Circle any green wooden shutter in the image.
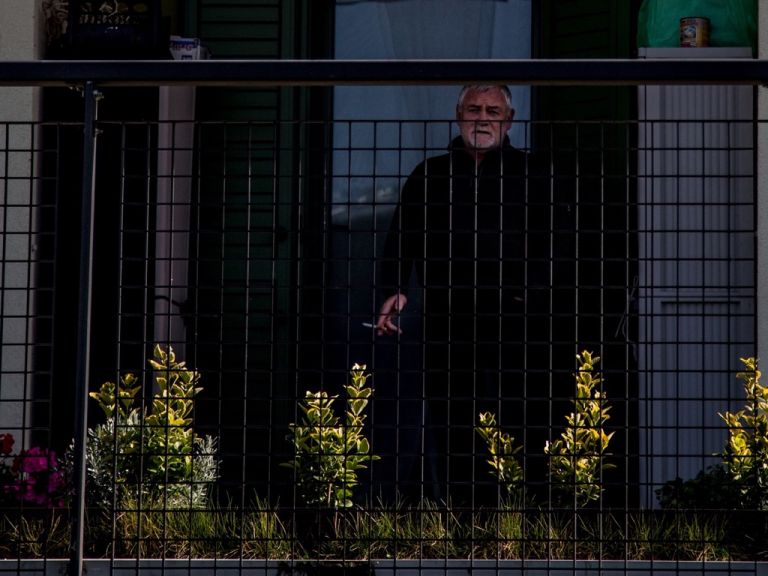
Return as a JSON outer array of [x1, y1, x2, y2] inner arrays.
[[537, 0, 635, 119], [190, 0, 313, 498], [535, 0, 636, 348], [536, 0, 640, 508]]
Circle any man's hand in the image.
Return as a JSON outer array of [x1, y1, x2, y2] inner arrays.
[[376, 293, 407, 336]]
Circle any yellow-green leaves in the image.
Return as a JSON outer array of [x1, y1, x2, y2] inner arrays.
[[545, 350, 614, 507], [86, 345, 218, 510], [476, 411, 523, 496], [719, 357, 768, 509], [89, 374, 140, 420], [284, 364, 379, 509], [477, 351, 613, 508]]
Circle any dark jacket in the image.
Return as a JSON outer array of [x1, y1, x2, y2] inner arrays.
[[380, 135, 537, 346]]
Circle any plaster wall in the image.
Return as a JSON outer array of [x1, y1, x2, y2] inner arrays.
[[0, 1, 43, 441], [759, 6, 768, 364]]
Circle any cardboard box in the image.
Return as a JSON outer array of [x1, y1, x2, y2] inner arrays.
[[169, 36, 209, 60]]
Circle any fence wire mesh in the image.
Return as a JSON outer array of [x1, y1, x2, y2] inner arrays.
[[0, 81, 763, 574]]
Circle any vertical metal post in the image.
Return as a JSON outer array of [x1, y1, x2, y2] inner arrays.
[[69, 80, 100, 576]]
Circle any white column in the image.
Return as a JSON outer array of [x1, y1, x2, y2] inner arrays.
[[154, 87, 196, 360], [758, 2, 768, 364], [0, 1, 43, 445], [637, 47, 755, 505]]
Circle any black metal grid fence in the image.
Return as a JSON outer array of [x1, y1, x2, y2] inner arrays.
[[0, 61, 764, 575]]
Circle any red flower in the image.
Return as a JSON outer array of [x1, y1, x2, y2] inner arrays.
[[0, 433, 13, 455]]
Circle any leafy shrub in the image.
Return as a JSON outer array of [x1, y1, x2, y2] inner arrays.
[[475, 411, 523, 497], [656, 464, 740, 511], [544, 350, 614, 507], [477, 350, 614, 509], [283, 364, 379, 509], [719, 356, 768, 510], [84, 345, 219, 509]]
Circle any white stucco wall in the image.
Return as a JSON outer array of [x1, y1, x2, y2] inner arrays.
[[759, 6, 768, 364], [0, 1, 43, 72], [0, 1, 43, 443]]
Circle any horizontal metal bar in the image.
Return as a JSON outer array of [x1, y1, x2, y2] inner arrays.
[[0, 58, 766, 87]]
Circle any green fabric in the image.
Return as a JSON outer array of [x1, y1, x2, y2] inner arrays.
[[637, 0, 756, 49]]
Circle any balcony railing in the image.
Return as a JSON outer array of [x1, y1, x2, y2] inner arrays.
[[0, 59, 765, 575]]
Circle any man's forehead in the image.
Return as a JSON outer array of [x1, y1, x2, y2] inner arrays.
[[461, 89, 508, 107]]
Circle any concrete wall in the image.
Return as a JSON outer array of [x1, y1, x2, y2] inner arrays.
[[0, 1, 43, 444], [759, 6, 767, 364]]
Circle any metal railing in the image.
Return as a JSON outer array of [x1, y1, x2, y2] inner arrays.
[[0, 60, 764, 575]]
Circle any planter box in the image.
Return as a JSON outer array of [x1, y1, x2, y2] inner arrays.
[[3, 559, 768, 576]]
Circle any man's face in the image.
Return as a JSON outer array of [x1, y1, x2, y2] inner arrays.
[[457, 88, 514, 152]]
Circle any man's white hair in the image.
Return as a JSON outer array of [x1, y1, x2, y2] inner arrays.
[[456, 85, 514, 114]]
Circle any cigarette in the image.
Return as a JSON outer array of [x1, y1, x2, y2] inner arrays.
[[362, 322, 376, 328]]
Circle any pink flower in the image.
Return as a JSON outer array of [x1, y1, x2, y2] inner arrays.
[[13, 447, 52, 474], [48, 470, 65, 495], [7, 446, 66, 508]]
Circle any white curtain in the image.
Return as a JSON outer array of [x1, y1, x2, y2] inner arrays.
[[330, 3, 533, 492], [333, 0, 531, 224]]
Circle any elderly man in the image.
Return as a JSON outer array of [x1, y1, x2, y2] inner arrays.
[[376, 85, 544, 506]]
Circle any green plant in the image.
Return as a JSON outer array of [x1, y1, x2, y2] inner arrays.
[[238, 497, 293, 560], [350, 498, 471, 560], [477, 505, 524, 559], [476, 411, 523, 497], [0, 511, 69, 558], [343, 499, 395, 559], [656, 464, 740, 511], [719, 356, 768, 510], [673, 512, 730, 561], [625, 510, 729, 562], [283, 364, 379, 509], [408, 499, 467, 558], [544, 350, 614, 508], [108, 494, 291, 560], [84, 345, 219, 510], [524, 511, 571, 559]]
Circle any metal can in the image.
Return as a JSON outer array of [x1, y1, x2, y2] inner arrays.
[[680, 17, 710, 47]]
